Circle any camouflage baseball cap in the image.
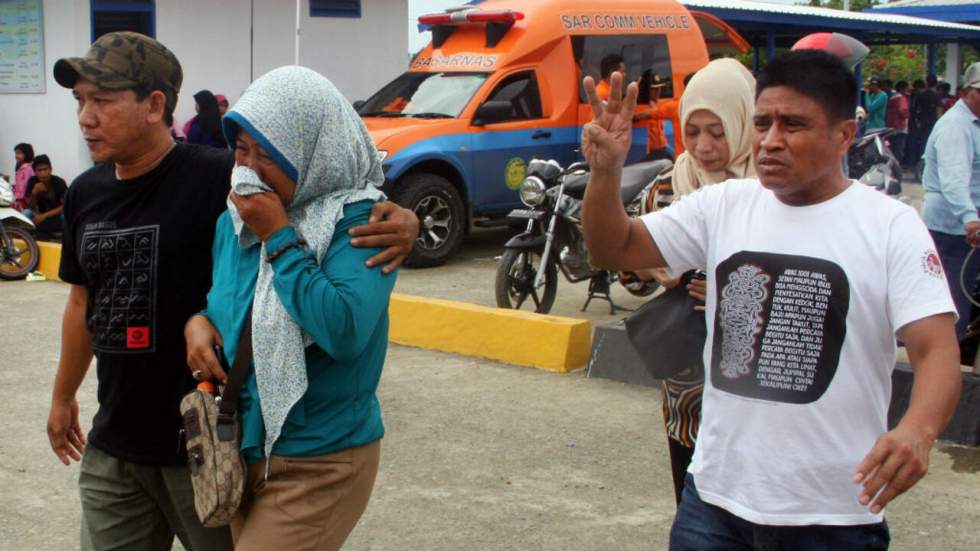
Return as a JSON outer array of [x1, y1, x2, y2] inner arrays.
[[54, 32, 182, 112]]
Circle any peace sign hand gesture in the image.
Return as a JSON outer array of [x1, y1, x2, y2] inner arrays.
[[582, 72, 639, 175]]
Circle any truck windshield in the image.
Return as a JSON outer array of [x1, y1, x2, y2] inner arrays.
[[359, 72, 488, 119]]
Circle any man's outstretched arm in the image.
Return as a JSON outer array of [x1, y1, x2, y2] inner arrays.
[[580, 72, 668, 271], [854, 313, 961, 513]]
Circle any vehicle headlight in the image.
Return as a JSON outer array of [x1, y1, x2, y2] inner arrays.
[[377, 150, 388, 162], [520, 176, 546, 207]]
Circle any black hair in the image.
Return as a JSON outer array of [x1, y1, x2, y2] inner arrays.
[[882, 79, 893, 89], [912, 79, 925, 90], [600, 54, 625, 80], [133, 87, 175, 126], [32, 154, 51, 170], [683, 72, 696, 87], [192, 90, 227, 148], [756, 50, 856, 123], [938, 82, 951, 94], [14, 143, 34, 169], [926, 74, 938, 87], [895, 80, 909, 92]]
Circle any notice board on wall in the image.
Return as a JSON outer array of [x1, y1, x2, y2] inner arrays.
[[0, 0, 45, 94]]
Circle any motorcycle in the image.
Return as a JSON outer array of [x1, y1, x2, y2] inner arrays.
[[494, 158, 670, 315], [0, 176, 40, 280], [849, 127, 903, 197]]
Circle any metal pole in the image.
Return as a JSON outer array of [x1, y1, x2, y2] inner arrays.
[[753, 45, 760, 73], [295, 0, 302, 65], [767, 30, 776, 61], [927, 42, 937, 77]]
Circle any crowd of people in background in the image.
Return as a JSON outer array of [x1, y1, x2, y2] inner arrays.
[[862, 72, 962, 169]]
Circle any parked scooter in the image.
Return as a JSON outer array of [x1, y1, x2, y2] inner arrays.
[[495, 158, 669, 314], [850, 127, 903, 196], [0, 177, 40, 280]]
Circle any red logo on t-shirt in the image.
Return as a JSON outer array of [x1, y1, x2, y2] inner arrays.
[[922, 251, 944, 279], [127, 327, 150, 349]]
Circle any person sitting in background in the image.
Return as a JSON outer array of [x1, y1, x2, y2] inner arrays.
[[596, 54, 625, 102], [864, 77, 887, 130], [186, 90, 227, 148], [12, 143, 35, 210], [23, 154, 68, 236]]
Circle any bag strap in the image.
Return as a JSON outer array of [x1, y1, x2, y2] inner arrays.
[[218, 311, 253, 418]]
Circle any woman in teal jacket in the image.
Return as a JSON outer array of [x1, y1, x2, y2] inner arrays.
[[184, 66, 395, 550]]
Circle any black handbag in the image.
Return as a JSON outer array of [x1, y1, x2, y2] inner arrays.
[[624, 271, 707, 379]]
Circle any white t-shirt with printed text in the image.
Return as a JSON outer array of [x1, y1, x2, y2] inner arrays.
[[642, 179, 955, 526]]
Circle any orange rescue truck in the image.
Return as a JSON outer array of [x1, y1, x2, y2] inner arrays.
[[357, 0, 746, 266]]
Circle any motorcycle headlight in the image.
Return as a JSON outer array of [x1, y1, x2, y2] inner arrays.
[[520, 176, 547, 207]]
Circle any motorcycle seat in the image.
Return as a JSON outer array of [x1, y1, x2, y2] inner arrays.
[[562, 160, 671, 204]]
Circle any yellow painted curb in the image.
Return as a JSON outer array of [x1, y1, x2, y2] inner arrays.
[[388, 293, 592, 373], [29, 243, 592, 372], [37, 241, 62, 282]]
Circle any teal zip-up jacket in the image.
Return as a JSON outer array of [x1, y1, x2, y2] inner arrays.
[[202, 200, 394, 463]]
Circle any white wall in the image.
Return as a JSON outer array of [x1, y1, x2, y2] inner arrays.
[[251, 0, 408, 101], [0, 0, 408, 184], [0, 0, 92, 185], [156, 0, 254, 132]]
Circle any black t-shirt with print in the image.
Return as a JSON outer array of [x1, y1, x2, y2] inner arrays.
[[26, 175, 68, 213], [60, 143, 234, 465]]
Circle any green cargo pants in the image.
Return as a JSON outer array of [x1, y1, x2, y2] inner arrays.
[[78, 444, 234, 551]]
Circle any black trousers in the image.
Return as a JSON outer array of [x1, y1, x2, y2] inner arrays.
[[667, 437, 695, 506]]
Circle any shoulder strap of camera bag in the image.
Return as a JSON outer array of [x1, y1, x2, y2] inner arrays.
[[215, 310, 253, 441]]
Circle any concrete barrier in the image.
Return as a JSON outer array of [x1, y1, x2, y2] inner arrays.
[[588, 320, 980, 445], [389, 293, 592, 373], [27, 238, 592, 372]]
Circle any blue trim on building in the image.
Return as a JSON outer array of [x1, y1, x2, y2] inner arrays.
[[90, 0, 156, 41], [688, 6, 980, 43], [868, 5, 980, 23], [310, 0, 361, 18]]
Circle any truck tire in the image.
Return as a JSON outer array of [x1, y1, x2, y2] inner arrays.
[[394, 173, 465, 268]]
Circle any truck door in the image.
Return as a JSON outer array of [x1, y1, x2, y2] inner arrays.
[[467, 69, 578, 215]]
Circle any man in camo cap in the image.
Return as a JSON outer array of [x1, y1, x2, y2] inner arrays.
[[47, 32, 417, 551]]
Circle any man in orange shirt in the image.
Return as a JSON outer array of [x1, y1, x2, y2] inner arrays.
[[634, 73, 674, 160], [596, 54, 626, 102]]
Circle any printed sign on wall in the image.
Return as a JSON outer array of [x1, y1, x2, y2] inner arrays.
[[0, 0, 45, 94]]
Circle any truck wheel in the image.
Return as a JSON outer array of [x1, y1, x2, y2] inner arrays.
[[394, 173, 465, 268]]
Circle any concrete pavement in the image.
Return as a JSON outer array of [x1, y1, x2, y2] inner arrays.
[[2, 267, 978, 550]]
